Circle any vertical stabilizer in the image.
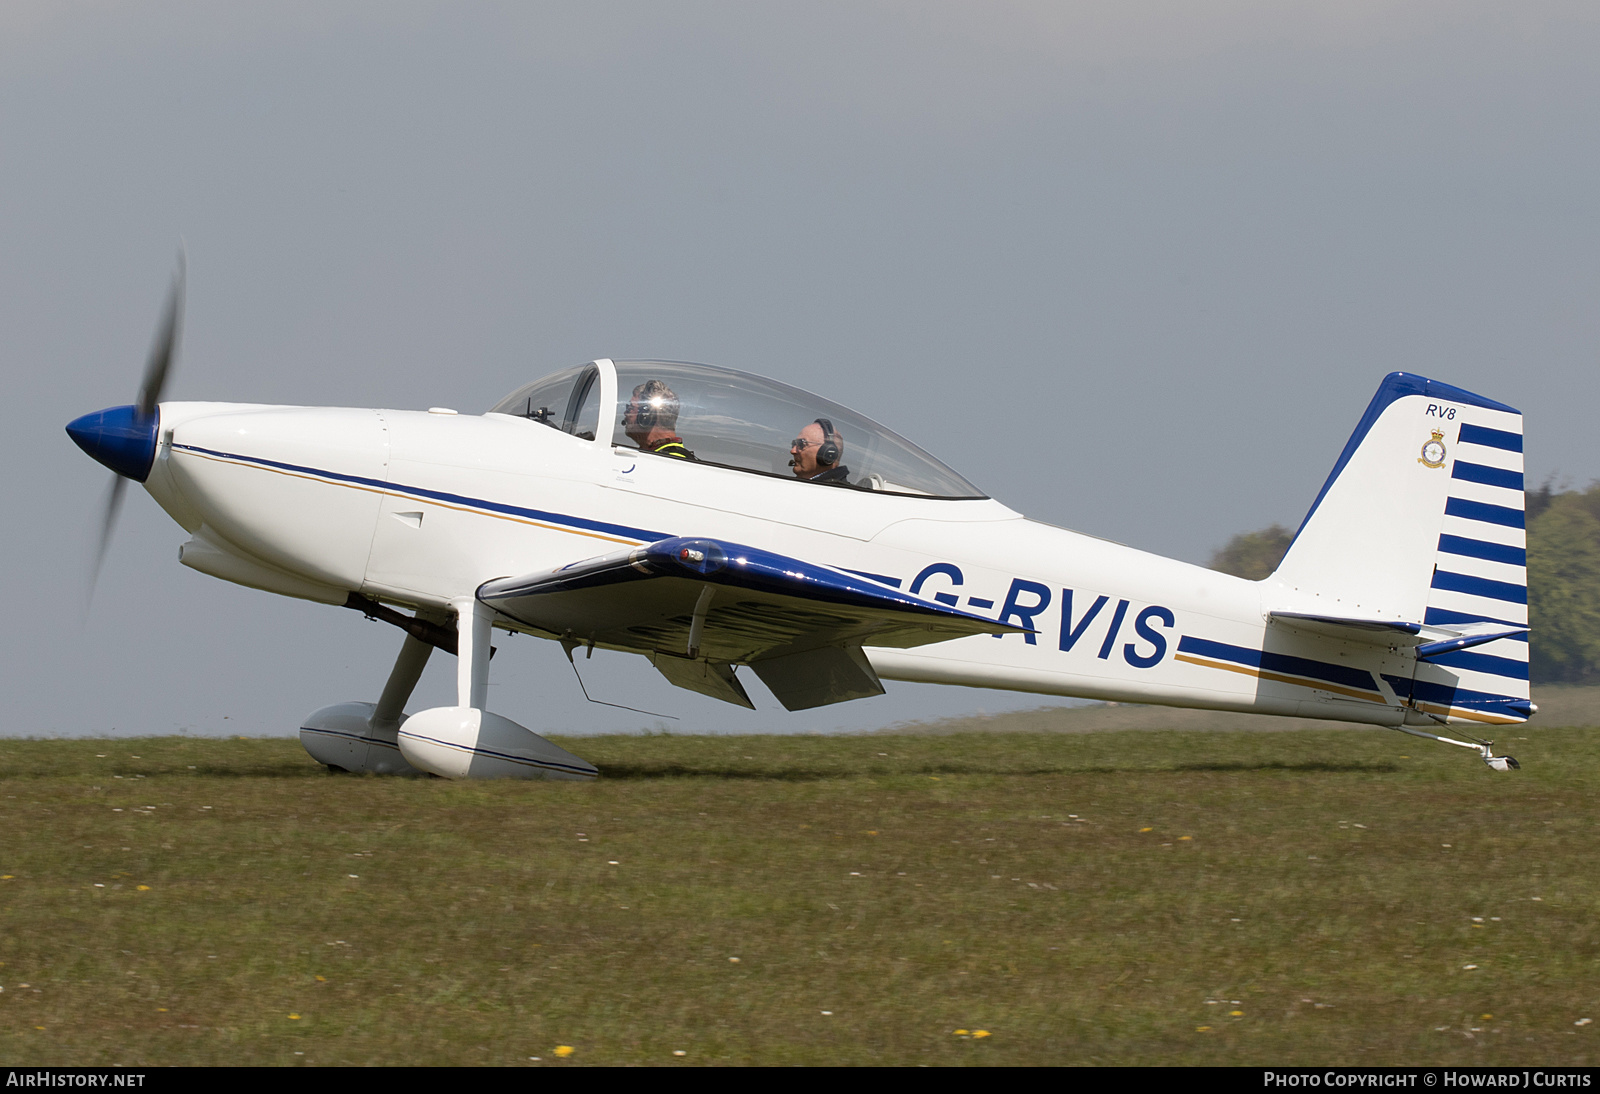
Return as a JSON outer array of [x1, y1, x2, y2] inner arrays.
[[1272, 373, 1528, 722]]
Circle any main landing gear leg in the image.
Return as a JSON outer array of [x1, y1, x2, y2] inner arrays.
[[393, 596, 598, 780], [299, 615, 443, 775], [454, 594, 491, 713], [374, 633, 433, 729]]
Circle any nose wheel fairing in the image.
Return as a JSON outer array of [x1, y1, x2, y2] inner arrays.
[[300, 702, 422, 775]]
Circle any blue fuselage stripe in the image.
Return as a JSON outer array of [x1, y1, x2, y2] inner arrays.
[[1457, 423, 1523, 453], [1444, 497, 1525, 529], [172, 443, 671, 542], [1436, 535, 1526, 567], [1382, 674, 1530, 715], [1451, 461, 1524, 491], [1176, 636, 1380, 693], [1431, 569, 1528, 605]]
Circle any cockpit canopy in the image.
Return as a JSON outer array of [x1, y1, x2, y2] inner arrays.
[[490, 360, 985, 499]]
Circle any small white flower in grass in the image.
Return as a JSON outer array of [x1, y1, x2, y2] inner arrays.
[[728, 957, 740, 963], [673, 1050, 687, 1056], [1463, 964, 1478, 970], [608, 861, 619, 866], [1577, 1018, 1593, 1027]]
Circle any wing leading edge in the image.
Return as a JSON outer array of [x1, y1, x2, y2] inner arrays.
[[477, 536, 1028, 711]]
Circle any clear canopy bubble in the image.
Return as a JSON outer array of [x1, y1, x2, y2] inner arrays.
[[491, 360, 985, 500]]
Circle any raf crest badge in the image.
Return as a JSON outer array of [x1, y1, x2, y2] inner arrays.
[[1418, 429, 1447, 469]]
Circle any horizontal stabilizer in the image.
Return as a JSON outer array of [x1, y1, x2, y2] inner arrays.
[[1270, 611, 1527, 657], [479, 537, 1027, 671], [1269, 612, 1424, 644], [1414, 627, 1529, 661]]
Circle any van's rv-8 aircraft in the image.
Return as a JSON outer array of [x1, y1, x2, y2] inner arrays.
[[68, 265, 1534, 779]]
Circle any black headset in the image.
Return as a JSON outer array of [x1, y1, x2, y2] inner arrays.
[[621, 395, 659, 429], [814, 418, 840, 468]]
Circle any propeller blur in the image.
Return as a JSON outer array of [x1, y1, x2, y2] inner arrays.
[[70, 250, 183, 599]]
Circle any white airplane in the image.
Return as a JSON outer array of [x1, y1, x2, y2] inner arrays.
[[69, 264, 1533, 779]]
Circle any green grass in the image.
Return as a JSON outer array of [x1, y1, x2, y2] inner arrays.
[[1, 727, 1598, 1065]]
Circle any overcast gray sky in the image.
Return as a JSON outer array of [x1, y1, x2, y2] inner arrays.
[[6, 2, 1598, 738]]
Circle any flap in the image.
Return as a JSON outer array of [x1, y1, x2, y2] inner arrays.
[[650, 653, 756, 709], [749, 645, 886, 711], [477, 536, 1027, 665]]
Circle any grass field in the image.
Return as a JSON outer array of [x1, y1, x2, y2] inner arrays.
[[2, 726, 1598, 1066]]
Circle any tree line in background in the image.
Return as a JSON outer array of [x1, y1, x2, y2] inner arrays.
[[1208, 483, 1600, 685]]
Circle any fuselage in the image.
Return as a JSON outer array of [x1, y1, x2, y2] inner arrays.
[[140, 397, 1430, 731]]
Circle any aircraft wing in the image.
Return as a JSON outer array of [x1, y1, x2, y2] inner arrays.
[[477, 536, 1028, 710]]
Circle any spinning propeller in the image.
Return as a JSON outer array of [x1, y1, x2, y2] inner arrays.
[[66, 251, 185, 596]]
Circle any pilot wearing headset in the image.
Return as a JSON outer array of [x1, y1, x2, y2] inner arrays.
[[621, 379, 694, 459], [790, 418, 851, 484]]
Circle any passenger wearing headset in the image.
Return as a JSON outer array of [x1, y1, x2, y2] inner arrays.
[[621, 379, 694, 459], [790, 418, 851, 484]]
